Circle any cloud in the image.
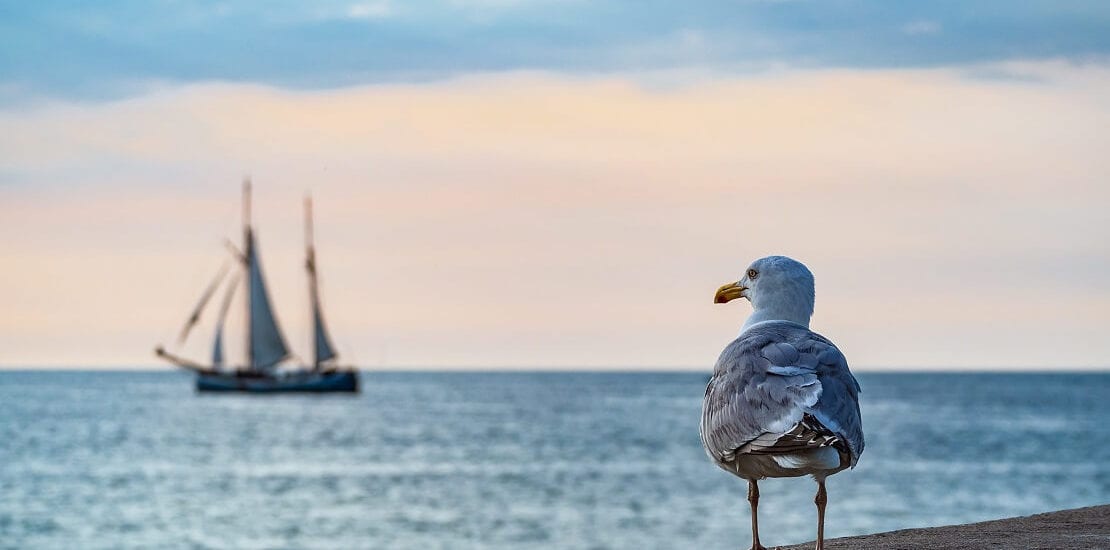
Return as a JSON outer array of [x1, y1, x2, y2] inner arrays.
[[346, 1, 393, 20], [901, 20, 941, 36], [2, 2, 1110, 101], [1, 63, 1108, 368]]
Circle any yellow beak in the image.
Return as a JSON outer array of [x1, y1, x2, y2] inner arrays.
[[714, 282, 747, 304]]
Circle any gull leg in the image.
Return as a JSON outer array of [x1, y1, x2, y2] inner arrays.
[[814, 480, 827, 550], [747, 479, 767, 550]]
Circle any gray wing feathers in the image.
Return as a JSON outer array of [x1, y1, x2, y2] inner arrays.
[[701, 331, 821, 462], [808, 344, 865, 465], [700, 323, 864, 466]]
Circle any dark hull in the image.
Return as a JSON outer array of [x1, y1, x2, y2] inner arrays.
[[196, 370, 358, 393]]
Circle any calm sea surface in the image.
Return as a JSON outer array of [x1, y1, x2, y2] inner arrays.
[[1, 371, 1107, 549]]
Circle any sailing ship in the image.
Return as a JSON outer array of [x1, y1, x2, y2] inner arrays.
[[155, 180, 359, 392]]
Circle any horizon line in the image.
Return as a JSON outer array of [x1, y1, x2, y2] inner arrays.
[[1, 365, 1107, 373]]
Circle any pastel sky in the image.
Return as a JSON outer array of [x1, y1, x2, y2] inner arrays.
[[1, 2, 1108, 369]]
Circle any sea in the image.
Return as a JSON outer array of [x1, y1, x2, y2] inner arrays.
[[1, 371, 1107, 549]]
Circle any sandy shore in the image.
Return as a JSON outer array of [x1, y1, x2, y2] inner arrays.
[[779, 504, 1110, 550]]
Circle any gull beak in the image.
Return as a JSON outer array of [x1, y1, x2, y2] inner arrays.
[[714, 282, 747, 304]]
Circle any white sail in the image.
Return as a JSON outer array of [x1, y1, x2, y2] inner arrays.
[[247, 232, 289, 370]]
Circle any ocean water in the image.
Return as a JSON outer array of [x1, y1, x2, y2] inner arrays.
[[0, 371, 1107, 550]]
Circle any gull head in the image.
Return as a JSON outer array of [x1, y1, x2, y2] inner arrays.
[[715, 255, 816, 330]]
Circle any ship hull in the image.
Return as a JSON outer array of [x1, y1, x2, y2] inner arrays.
[[196, 369, 359, 393]]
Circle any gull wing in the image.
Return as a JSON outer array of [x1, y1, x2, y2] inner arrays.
[[700, 322, 864, 466]]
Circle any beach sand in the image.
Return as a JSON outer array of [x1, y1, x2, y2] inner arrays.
[[780, 504, 1110, 549]]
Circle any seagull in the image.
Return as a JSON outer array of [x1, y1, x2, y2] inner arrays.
[[700, 256, 864, 550]]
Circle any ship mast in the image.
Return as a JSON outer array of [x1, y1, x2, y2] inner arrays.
[[305, 195, 317, 369], [239, 179, 291, 372], [305, 194, 338, 370], [243, 178, 253, 369]]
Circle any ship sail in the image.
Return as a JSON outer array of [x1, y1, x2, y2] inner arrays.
[[211, 274, 239, 368], [242, 181, 290, 371], [246, 231, 290, 370], [305, 196, 338, 368], [178, 262, 230, 344], [212, 326, 225, 368], [313, 307, 337, 366]]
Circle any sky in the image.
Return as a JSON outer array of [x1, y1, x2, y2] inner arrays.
[[1, 1, 1108, 370]]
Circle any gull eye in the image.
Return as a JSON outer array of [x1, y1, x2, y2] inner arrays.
[[747, 269, 758, 280]]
